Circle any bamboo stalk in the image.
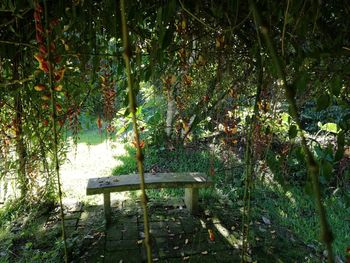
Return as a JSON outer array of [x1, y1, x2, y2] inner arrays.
[[249, 1, 334, 262], [120, 1, 153, 262]]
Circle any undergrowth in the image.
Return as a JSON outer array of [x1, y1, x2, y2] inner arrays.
[[113, 143, 349, 261]]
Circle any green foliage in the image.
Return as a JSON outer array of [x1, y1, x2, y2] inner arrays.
[[255, 182, 350, 258], [113, 144, 228, 200]]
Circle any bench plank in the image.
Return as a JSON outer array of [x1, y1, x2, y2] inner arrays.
[[87, 172, 212, 195]]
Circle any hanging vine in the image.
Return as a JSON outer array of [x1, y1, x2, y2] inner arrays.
[[241, 48, 263, 262], [120, 0, 153, 262], [34, 1, 68, 261]]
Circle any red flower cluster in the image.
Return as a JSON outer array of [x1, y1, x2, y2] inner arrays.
[[33, 2, 67, 128], [33, 2, 64, 79]]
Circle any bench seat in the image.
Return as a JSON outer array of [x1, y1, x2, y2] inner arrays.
[[86, 172, 212, 224]]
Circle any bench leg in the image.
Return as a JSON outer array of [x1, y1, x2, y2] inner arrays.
[[103, 192, 111, 225], [185, 188, 198, 215]]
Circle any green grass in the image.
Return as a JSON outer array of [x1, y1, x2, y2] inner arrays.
[[112, 144, 230, 201], [253, 180, 350, 259], [0, 201, 63, 263], [65, 128, 112, 146]]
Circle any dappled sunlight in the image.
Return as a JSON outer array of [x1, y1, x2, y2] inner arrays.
[[213, 217, 241, 248], [60, 137, 126, 200], [284, 190, 296, 206]]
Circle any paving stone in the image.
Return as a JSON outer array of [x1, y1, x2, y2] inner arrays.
[[81, 251, 105, 263], [79, 234, 106, 262], [105, 249, 142, 263], [119, 215, 138, 224], [213, 250, 241, 262], [105, 239, 140, 252], [121, 225, 139, 240], [181, 218, 202, 234], [74, 196, 243, 263], [166, 221, 184, 234], [150, 227, 169, 237], [171, 253, 217, 262], [106, 225, 123, 241], [140, 222, 180, 238]]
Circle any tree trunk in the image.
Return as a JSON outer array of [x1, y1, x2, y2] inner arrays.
[[165, 93, 176, 138]]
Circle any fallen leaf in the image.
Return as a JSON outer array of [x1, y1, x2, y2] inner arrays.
[[262, 216, 271, 225], [208, 229, 215, 241]]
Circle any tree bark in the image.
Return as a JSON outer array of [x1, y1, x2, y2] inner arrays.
[[165, 94, 176, 138]]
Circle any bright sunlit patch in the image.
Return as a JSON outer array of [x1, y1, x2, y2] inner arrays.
[[285, 190, 296, 206], [200, 219, 206, 228], [213, 218, 241, 248]]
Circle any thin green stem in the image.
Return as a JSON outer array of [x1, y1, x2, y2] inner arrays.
[[241, 49, 263, 263], [249, 1, 334, 262], [120, 1, 152, 262], [43, 1, 68, 262]]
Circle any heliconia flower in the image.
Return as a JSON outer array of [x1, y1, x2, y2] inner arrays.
[[41, 94, 50, 101], [35, 3, 43, 13], [34, 84, 45, 91], [41, 103, 49, 110], [42, 119, 49, 126], [54, 55, 61, 64], [54, 68, 65, 82], [58, 119, 65, 127], [39, 45, 47, 56], [34, 53, 49, 72], [208, 229, 215, 241], [34, 11, 41, 22], [34, 53, 44, 62], [54, 85, 63, 91], [50, 42, 56, 52], [96, 116, 102, 131], [56, 103, 62, 112], [35, 23, 44, 34], [50, 18, 60, 28], [36, 32, 43, 43]]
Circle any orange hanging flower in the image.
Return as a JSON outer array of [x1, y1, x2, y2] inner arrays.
[[54, 68, 65, 82], [208, 229, 215, 241], [34, 53, 49, 73]]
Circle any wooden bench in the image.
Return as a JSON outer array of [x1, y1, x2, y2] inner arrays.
[[86, 172, 212, 224]]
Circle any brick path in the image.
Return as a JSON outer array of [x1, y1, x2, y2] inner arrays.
[[50, 198, 241, 263]]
